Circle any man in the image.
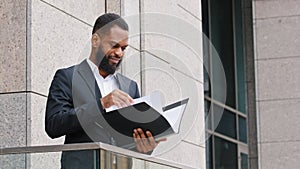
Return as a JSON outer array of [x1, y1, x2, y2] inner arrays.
[[45, 13, 164, 169]]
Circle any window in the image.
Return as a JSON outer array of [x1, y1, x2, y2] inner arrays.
[[202, 0, 249, 169]]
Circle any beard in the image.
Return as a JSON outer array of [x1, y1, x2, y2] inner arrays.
[[99, 55, 122, 75], [95, 45, 122, 75]]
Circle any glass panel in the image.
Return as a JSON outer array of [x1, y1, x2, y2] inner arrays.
[[214, 136, 238, 169], [241, 153, 249, 169], [203, 0, 249, 169], [30, 150, 99, 169], [202, 0, 209, 37], [202, 0, 212, 101], [206, 136, 213, 169], [204, 63, 211, 98], [145, 162, 179, 169], [101, 150, 181, 169], [211, 0, 236, 108], [214, 105, 237, 139], [205, 99, 212, 130], [239, 116, 248, 143], [235, 0, 247, 114], [0, 148, 183, 169], [101, 151, 131, 169]]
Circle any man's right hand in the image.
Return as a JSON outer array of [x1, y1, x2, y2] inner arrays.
[[100, 89, 134, 109]]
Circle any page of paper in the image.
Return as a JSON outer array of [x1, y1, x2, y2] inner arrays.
[[105, 91, 162, 113], [132, 91, 162, 113], [106, 105, 118, 112], [161, 103, 187, 133]]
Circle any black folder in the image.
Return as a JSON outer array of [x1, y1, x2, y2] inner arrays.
[[103, 98, 189, 149]]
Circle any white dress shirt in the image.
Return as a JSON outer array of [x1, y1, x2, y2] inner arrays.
[[86, 58, 119, 97]]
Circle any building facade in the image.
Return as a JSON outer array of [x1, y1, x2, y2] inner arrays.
[[0, 0, 299, 169]]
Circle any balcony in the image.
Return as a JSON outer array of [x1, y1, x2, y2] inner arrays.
[[0, 142, 197, 169]]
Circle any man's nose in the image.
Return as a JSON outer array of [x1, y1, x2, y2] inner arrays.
[[115, 47, 123, 57]]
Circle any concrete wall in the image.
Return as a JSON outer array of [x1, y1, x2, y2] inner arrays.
[[0, 0, 27, 146], [122, 0, 205, 168], [0, 0, 27, 168], [29, 0, 106, 167], [253, 0, 300, 168], [0, 0, 105, 168]]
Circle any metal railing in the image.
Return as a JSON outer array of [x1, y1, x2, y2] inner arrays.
[[0, 142, 198, 169]]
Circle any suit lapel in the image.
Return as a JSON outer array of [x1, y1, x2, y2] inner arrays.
[[115, 73, 127, 93], [76, 60, 99, 98], [115, 73, 132, 96]]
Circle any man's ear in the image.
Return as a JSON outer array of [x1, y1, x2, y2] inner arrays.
[[91, 33, 100, 48]]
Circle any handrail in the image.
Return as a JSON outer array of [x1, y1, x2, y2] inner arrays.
[[0, 142, 198, 169]]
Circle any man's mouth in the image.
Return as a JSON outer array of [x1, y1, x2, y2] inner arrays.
[[109, 57, 120, 64]]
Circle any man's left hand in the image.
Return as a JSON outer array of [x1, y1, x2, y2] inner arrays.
[[133, 128, 167, 153]]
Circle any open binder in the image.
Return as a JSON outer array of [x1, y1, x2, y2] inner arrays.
[[103, 93, 189, 149]]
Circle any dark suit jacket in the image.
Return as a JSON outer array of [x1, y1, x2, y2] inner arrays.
[[45, 60, 140, 169]]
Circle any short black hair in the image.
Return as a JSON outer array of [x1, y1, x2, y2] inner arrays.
[[92, 13, 128, 35]]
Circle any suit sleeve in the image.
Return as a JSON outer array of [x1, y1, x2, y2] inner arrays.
[[45, 69, 82, 138], [132, 81, 140, 99]]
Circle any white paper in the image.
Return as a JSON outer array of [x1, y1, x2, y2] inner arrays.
[[106, 105, 118, 112], [106, 91, 162, 113], [161, 104, 187, 133], [132, 91, 162, 113]]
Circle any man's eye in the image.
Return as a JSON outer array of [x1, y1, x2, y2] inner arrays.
[[109, 43, 117, 48], [121, 47, 127, 51]]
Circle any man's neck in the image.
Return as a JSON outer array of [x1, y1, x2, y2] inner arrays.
[[89, 56, 98, 65]]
